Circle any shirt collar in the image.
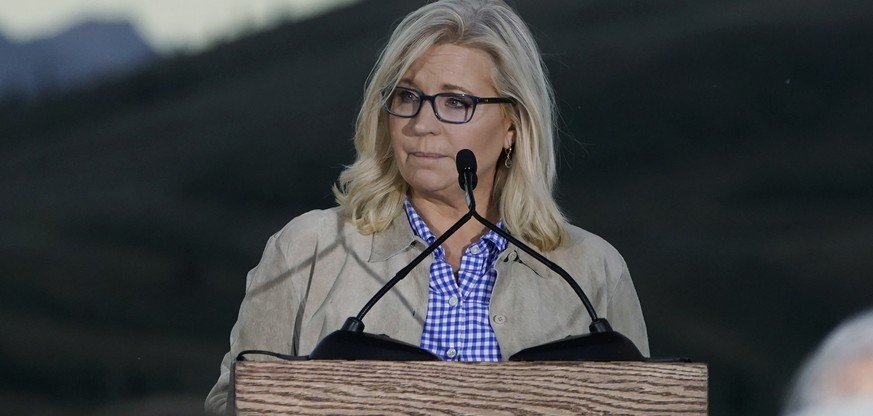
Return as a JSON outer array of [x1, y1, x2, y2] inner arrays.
[[480, 222, 508, 253]]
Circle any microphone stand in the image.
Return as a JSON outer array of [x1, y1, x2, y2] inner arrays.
[[309, 149, 643, 361]]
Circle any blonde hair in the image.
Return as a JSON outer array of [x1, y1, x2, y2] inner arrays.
[[333, 0, 567, 251], [783, 309, 873, 415]]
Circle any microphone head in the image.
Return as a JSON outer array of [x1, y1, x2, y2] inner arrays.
[[456, 149, 478, 191]]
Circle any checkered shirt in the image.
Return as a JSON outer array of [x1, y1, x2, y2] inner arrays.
[[404, 199, 507, 361]]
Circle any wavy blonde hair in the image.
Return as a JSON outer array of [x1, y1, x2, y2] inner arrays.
[[333, 0, 567, 251]]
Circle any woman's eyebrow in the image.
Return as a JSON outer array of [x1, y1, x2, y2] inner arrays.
[[397, 78, 417, 88], [441, 83, 474, 95], [395, 80, 474, 95]]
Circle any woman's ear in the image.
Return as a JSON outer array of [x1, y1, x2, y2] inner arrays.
[[504, 123, 516, 150]]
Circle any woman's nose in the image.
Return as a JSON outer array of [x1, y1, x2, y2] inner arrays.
[[410, 99, 441, 136]]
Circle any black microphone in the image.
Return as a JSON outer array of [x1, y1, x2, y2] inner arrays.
[[456, 150, 643, 361], [456, 149, 477, 211]]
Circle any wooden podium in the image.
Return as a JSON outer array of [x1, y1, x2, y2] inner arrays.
[[232, 360, 708, 415]]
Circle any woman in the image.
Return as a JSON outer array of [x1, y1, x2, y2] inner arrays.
[[206, 0, 648, 412]]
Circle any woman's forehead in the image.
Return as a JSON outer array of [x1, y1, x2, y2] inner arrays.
[[399, 44, 497, 94]]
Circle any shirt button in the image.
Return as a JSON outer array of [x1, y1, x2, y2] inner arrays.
[[470, 246, 481, 255], [448, 296, 459, 306], [446, 348, 457, 358], [493, 314, 506, 324]]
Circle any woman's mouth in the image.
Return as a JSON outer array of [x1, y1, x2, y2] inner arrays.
[[411, 152, 445, 159]]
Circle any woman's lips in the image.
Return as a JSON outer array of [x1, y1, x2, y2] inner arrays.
[[411, 152, 445, 159]]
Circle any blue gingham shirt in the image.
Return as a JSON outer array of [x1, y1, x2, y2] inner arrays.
[[404, 199, 507, 361]]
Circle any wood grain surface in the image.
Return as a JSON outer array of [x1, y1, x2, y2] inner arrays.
[[233, 360, 708, 415]]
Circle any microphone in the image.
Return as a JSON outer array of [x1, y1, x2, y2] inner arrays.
[[455, 150, 643, 361], [456, 149, 477, 210]]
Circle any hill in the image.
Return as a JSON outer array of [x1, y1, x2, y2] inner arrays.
[[0, 20, 156, 100]]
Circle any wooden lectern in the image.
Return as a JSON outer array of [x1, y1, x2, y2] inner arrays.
[[232, 360, 707, 415]]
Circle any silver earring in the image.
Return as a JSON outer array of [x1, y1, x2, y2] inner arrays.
[[504, 146, 513, 169]]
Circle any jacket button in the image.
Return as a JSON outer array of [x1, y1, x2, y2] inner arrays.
[[506, 251, 518, 262], [493, 314, 506, 324]]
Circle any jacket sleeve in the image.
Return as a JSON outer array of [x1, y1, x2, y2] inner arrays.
[[204, 229, 303, 415], [606, 255, 650, 357]]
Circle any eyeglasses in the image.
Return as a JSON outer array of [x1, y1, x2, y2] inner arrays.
[[383, 86, 515, 124]]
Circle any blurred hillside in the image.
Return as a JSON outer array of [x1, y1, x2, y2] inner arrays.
[[1, 0, 872, 415], [0, 20, 156, 100]]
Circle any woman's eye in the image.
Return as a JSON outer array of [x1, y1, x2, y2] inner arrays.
[[398, 90, 418, 102], [444, 96, 470, 109]]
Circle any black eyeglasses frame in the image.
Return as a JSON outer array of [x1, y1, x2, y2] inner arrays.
[[383, 86, 515, 124]]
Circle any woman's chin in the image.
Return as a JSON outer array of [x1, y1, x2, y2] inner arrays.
[[408, 183, 464, 202]]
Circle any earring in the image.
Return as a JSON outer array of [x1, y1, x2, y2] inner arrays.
[[504, 146, 513, 169]]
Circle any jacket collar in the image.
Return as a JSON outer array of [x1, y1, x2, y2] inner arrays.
[[368, 210, 422, 263], [501, 242, 552, 279]]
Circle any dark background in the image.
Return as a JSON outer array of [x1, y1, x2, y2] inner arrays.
[[1, 0, 872, 414]]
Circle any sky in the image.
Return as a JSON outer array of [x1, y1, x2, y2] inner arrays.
[[0, 0, 361, 52]]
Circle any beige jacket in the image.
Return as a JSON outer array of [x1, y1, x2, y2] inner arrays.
[[205, 207, 649, 414]]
